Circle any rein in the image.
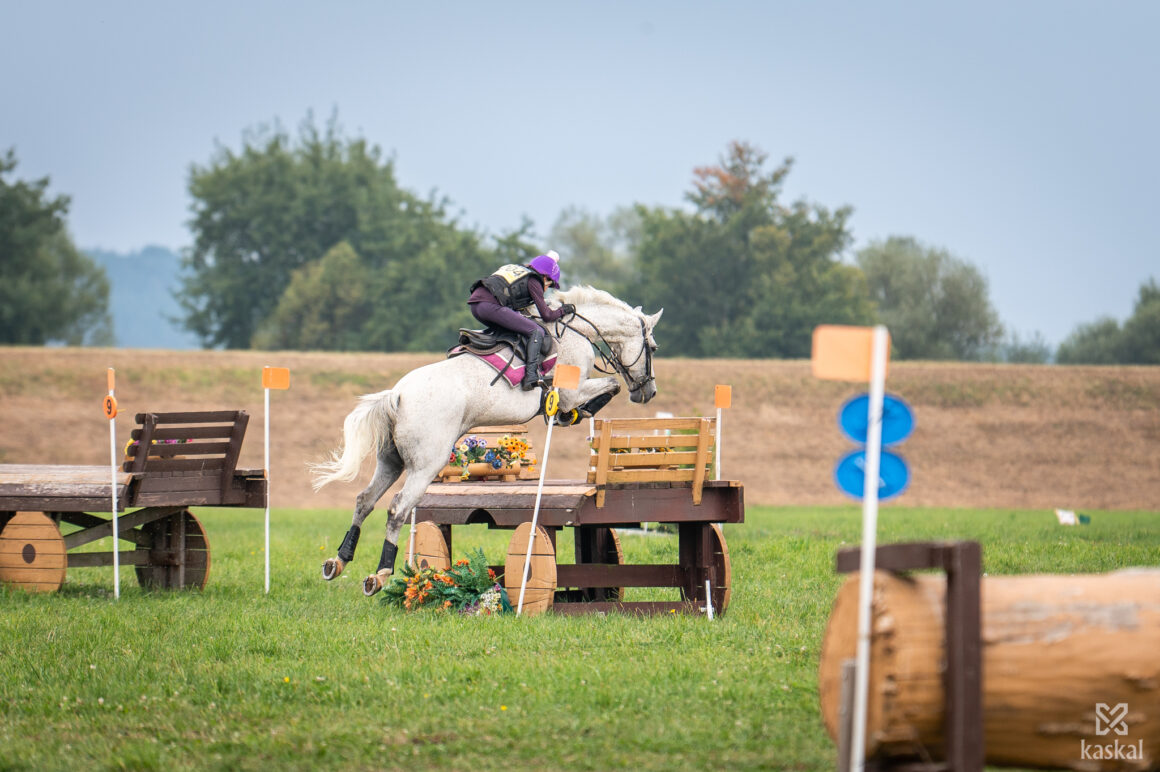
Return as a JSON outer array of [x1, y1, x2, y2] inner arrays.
[[556, 310, 655, 394]]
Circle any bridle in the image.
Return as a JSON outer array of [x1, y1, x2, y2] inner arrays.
[[556, 311, 656, 394]]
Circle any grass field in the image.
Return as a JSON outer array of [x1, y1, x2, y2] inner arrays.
[[1, 505, 1157, 771]]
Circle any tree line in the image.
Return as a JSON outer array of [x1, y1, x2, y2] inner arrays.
[[2, 121, 1157, 364]]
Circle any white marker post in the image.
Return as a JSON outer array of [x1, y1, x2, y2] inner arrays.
[[517, 364, 581, 616], [407, 507, 417, 569], [261, 366, 290, 594], [848, 325, 889, 772], [811, 324, 892, 772], [714, 385, 731, 481], [103, 368, 120, 599]]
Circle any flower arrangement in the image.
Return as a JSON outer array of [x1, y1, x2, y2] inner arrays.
[[447, 434, 530, 480], [381, 548, 513, 615]]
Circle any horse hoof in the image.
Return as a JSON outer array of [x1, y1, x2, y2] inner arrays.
[[322, 558, 345, 581], [363, 569, 391, 597]]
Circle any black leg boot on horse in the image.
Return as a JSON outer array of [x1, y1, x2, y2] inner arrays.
[[363, 540, 399, 596], [521, 327, 548, 391], [322, 525, 361, 580]]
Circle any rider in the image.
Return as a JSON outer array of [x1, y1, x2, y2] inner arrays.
[[468, 251, 575, 390]]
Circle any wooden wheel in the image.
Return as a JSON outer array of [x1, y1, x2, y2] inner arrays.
[[409, 521, 451, 571], [0, 512, 67, 592], [680, 523, 732, 615], [574, 525, 625, 602], [504, 523, 556, 617], [134, 509, 211, 590]]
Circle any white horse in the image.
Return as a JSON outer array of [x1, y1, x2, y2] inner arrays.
[[311, 285, 662, 595]]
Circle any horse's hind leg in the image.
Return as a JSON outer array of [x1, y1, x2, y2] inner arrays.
[[322, 451, 402, 581], [362, 453, 451, 597]]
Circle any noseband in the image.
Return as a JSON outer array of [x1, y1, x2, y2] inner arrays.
[[561, 312, 656, 394]]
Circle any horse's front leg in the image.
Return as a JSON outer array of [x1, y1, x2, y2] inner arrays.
[[322, 453, 402, 581], [559, 376, 621, 420]]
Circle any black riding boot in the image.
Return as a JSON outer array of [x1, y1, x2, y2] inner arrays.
[[521, 328, 546, 391]]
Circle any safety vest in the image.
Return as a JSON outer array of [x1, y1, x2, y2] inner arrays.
[[473, 264, 537, 309]]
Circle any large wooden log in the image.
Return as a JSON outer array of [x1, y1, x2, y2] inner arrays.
[[819, 569, 1160, 770]]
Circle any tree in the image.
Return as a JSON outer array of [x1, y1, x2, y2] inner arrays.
[[0, 149, 112, 346], [856, 236, 1003, 360], [1055, 318, 1124, 364], [548, 205, 639, 293], [989, 331, 1052, 364], [1056, 278, 1160, 364], [1119, 278, 1160, 365], [251, 241, 372, 351], [179, 114, 415, 349], [625, 141, 874, 357]]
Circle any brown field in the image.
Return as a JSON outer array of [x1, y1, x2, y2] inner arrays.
[[1, 347, 1158, 511]]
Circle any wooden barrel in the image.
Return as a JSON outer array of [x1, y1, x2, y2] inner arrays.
[[408, 521, 450, 571], [0, 511, 67, 592], [819, 569, 1160, 768], [505, 523, 556, 617]]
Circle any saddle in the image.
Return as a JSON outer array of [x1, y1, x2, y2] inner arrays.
[[448, 327, 558, 388]]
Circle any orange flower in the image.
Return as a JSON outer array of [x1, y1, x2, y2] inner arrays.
[[487, 568, 496, 580]]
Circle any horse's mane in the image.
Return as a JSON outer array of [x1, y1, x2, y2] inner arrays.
[[555, 285, 638, 316]]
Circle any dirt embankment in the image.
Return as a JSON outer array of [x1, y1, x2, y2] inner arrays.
[[1, 347, 1158, 511]]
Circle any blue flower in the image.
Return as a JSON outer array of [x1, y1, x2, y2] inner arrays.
[[484, 450, 496, 463], [491, 459, 503, 469]]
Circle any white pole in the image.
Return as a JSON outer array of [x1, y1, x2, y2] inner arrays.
[[264, 384, 271, 594], [715, 406, 723, 481], [704, 579, 714, 620], [849, 325, 889, 772], [107, 370, 119, 600], [407, 507, 417, 568], [518, 410, 556, 615]]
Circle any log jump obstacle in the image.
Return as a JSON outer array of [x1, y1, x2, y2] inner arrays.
[[819, 540, 1160, 770], [410, 417, 744, 617], [0, 411, 266, 592]]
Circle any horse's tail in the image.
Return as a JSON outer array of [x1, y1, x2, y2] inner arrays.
[[310, 389, 399, 491]]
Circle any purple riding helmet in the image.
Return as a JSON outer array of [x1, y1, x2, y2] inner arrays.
[[527, 253, 561, 287]]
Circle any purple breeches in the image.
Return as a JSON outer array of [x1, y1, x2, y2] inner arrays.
[[469, 298, 543, 338]]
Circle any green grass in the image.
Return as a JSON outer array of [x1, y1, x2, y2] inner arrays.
[[1, 506, 1157, 771]]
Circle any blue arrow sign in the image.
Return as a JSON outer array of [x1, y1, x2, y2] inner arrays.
[[838, 393, 915, 446], [834, 449, 910, 501]]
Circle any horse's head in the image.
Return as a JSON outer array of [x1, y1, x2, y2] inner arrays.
[[557, 287, 663, 404], [621, 306, 662, 404]]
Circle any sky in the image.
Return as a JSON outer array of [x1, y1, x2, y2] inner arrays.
[[4, 1, 1158, 348]]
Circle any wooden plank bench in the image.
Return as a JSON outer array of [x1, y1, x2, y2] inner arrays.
[[588, 416, 716, 507], [0, 410, 266, 592]]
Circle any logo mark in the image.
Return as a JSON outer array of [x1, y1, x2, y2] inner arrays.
[[1095, 703, 1129, 736]]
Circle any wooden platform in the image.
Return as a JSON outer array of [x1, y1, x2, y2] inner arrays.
[[417, 479, 743, 528], [414, 482, 742, 616], [0, 410, 266, 592]]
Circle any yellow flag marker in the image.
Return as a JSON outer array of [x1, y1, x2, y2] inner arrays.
[[713, 385, 732, 480], [714, 384, 732, 409], [811, 325, 891, 382], [553, 364, 581, 390], [262, 367, 290, 390]]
